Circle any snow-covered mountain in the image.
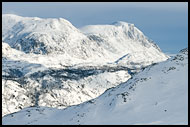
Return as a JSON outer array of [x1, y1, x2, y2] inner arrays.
[[2, 48, 188, 125], [2, 14, 111, 63], [2, 42, 133, 117], [80, 21, 168, 66], [2, 14, 169, 117], [2, 14, 168, 66]]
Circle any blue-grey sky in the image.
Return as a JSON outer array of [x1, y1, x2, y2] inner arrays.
[[2, 2, 188, 53]]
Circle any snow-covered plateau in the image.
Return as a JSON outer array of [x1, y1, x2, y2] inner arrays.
[[2, 14, 187, 125]]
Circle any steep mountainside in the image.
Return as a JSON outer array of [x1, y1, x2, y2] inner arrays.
[[3, 14, 168, 66], [2, 48, 188, 125], [80, 21, 168, 66], [2, 14, 109, 62]]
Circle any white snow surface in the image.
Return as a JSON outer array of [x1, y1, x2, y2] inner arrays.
[[2, 14, 170, 118], [80, 21, 168, 65], [2, 14, 168, 66], [2, 48, 188, 125]]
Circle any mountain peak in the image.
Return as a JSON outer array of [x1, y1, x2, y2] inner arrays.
[[111, 21, 134, 27], [2, 14, 88, 55], [2, 14, 74, 28]]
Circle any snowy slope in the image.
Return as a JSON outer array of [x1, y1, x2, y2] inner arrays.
[[2, 55, 131, 117], [2, 48, 188, 125], [2, 41, 132, 116], [2, 14, 110, 62], [2, 14, 168, 66], [80, 21, 168, 66], [2, 14, 169, 117]]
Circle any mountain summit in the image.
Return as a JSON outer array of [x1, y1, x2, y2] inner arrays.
[[3, 14, 168, 65]]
